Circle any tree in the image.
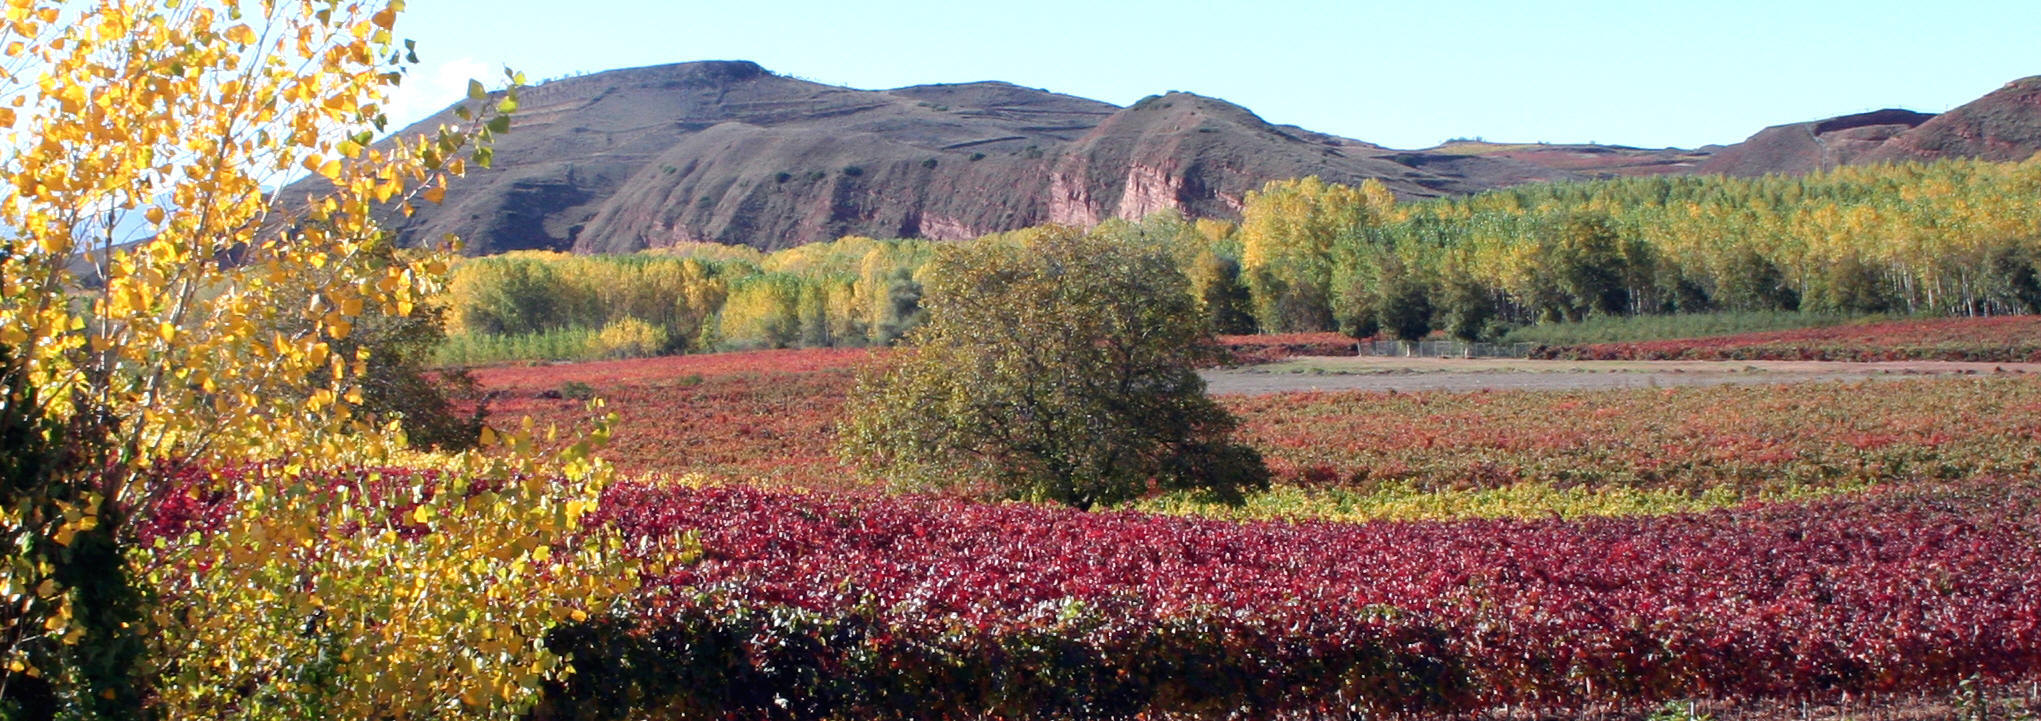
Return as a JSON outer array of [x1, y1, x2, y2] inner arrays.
[[837, 227, 1269, 510], [1374, 266, 1436, 342], [1549, 212, 1631, 320], [1438, 270, 1498, 343], [0, 2, 638, 718], [1239, 177, 1390, 332], [1186, 249, 1258, 335]]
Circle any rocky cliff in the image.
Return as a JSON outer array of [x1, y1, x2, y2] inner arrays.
[[331, 61, 1585, 253], [305, 63, 2041, 254]]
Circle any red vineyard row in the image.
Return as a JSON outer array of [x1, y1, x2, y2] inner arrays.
[[554, 481, 2041, 719], [1534, 315, 2041, 363]]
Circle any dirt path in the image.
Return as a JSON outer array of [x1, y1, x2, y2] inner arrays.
[[1200, 356, 2041, 395]]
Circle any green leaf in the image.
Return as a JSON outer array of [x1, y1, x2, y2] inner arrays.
[[467, 79, 486, 101], [486, 115, 510, 134]]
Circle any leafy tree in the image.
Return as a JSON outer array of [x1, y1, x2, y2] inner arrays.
[[1186, 249, 1258, 335], [1717, 248, 1802, 312], [1373, 263, 1436, 342], [1549, 212, 1631, 320], [1984, 245, 2041, 314], [837, 227, 1269, 510], [1439, 270, 1498, 342], [1239, 177, 1390, 332], [340, 305, 489, 450], [0, 2, 639, 719]]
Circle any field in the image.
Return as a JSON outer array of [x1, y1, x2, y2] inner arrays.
[[471, 349, 868, 489], [471, 349, 2041, 515], [556, 481, 2041, 720], [458, 345, 2041, 718], [1534, 314, 2041, 362]]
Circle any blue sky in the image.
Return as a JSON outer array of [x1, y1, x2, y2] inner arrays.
[[386, 0, 2041, 150]]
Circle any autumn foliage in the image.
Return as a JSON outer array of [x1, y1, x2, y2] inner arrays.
[[0, 1, 637, 718], [1534, 313, 2041, 362], [541, 481, 2041, 719]]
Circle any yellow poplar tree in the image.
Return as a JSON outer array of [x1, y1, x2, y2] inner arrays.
[[0, 1, 640, 718]]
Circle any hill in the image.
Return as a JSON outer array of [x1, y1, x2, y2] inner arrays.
[[1702, 76, 2041, 176], [1858, 76, 2041, 164], [330, 61, 1585, 253], [1697, 108, 1934, 177], [305, 63, 2041, 254]]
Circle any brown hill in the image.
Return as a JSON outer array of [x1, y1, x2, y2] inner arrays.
[[1698, 109, 1934, 177], [1427, 141, 1712, 178], [1857, 76, 2041, 165], [305, 62, 2041, 254], [334, 61, 1585, 254]]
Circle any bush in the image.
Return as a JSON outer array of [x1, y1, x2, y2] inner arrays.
[[594, 317, 672, 359], [838, 227, 1269, 509]]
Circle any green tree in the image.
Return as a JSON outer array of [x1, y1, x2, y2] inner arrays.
[[837, 227, 1269, 510], [1439, 269, 1498, 342], [1374, 263, 1436, 342], [1186, 250, 1258, 335]]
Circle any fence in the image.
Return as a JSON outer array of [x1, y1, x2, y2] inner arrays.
[[1355, 339, 1538, 359]]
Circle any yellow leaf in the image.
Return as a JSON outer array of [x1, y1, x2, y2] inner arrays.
[[412, 505, 434, 524]]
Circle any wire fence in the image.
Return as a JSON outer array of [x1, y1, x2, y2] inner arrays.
[[1355, 339, 1539, 359]]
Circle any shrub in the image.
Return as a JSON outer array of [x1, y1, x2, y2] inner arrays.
[[837, 226, 1269, 509], [594, 317, 672, 359]]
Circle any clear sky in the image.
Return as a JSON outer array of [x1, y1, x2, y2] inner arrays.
[[385, 0, 2041, 151]]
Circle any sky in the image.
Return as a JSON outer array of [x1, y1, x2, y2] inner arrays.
[[386, 0, 2041, 151]]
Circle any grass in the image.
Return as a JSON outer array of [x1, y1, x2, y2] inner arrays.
[[435, 328, 603, 366], [1136, 479, 1870, 523], [1498, 311, 1876, 346]]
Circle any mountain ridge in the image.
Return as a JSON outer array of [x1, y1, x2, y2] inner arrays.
[[315, 62, 2041, 254]]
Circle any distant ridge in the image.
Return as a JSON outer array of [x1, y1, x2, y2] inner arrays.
[[298, 63, 2041, 254], [1699, 109, 1935, 177]]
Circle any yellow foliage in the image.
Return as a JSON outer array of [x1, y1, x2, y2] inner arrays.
[[594, 316, 670, 358], [151, 416, 638, 721], [0, 0, 643, 717]]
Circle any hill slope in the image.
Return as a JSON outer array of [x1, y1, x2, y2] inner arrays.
[[310, 63, 2041, 254], [1858, 76, 2041, 165], [338, 61, 1586, 253], [1701, 76, 2041, 177], [1698, 109, 1934, 177]]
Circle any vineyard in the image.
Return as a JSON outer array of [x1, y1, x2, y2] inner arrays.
[[10, 0, 2041, 717], [446, 343, 2041, 717], [441, 259, 2041, 720], [552, 481, 2041, 719], [470, 348, 2041, 515], [1534, 314, 2041, 362]]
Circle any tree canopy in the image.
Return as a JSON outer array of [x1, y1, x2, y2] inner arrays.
[[837, 226, 1269, 510], [0, 2, 641, 718]]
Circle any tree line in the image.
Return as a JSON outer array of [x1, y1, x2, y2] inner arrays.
[[440, 155, 2041, 362]]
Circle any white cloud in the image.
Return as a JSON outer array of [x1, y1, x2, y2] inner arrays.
[[382, 56, 494, 133]]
